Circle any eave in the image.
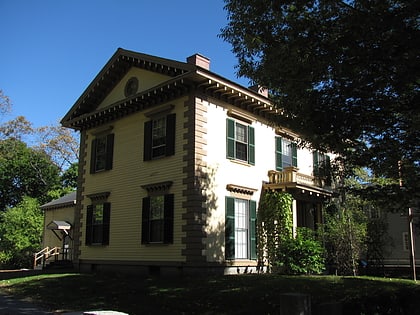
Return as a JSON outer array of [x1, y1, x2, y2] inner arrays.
[[194, 70, 280, 121], [63, 74, 194, 130], [62, 48, 283, 130], [61, 48, 194, 128]]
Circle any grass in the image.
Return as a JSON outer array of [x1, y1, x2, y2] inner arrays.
[[0, 272, 419, 315]]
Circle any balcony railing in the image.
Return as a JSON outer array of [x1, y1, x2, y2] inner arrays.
[[267, 166, 327, 188]]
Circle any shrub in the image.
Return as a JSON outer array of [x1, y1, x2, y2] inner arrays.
[[275, 228, 325, 275]]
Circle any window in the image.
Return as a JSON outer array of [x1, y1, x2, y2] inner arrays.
[[226, 118, 255, 165], [367, 206, 380, 219], [144, 114, 176, 160], [85, 203, 111, 245], [275, 136, 297, 171], [90, 134, 114, 173], [313, 151, 329, 176], [225, 197, 257, 260], [142, 194, 174, 244]]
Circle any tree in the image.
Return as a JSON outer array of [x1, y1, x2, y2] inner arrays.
[[0, 197, 43, 268], [321, 201, 367, 276], [0, 138, 60, 210], [34, 125, 79, 172], [220, 0, 420, 206], [0, 89, 11, 118], [0, 115, 34, 141]]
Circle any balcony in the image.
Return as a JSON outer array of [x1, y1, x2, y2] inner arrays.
[[265, 167, 332, 196]]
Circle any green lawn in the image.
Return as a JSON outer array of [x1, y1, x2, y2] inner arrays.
[[0, 272, 419, 315]]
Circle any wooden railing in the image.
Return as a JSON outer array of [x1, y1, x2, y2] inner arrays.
[[267, 166, 323, 187], [33, 246, 61, 269]]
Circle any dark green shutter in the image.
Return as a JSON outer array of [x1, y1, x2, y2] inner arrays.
[[165, 114, 176, 157], [226, 119, 235, 159], [102, 202, 111, 245], [143, 120, 152, 161], [292, 142, 298, 167], [325, 155, 331, 185], [90, 139, 98, 174], [163, 194, 174, 244], [313, 151, 319, 176], [141, 197, 150, 244], [276, 137, 283, 171], [249, 200, 257, 260], [248, 126, 255, 165], [85, 205, 93, 245], [105, 134, 114, 170], [225, 197, 235, 259]]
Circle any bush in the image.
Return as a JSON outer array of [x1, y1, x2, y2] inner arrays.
[[275, 228, 325, 275]]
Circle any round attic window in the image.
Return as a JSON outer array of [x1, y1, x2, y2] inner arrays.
[[124, 77, 139, 97]]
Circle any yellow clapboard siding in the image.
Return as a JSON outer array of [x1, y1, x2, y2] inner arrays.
[[81, 98, 188, 262]]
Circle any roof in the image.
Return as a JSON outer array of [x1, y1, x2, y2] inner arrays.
[[47, 220, 72, 230], [40, 191, 77, 210], [61, 48, 277, 130]]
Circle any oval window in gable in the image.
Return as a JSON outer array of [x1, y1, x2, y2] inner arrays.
[[124, 77, 139, 97]]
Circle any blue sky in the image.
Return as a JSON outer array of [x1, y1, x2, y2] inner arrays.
[[0, 0, 249, 128]]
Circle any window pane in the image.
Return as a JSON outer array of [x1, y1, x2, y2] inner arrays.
[[282, 139, 292, 168], [93, 204, 104, 224], [235, 199, 248, 259], [95, 137, 107, 171], [92, 225, 103, 244], [235, 123, 247, 143], [236, 142, 248, 161], [91, 204, 104, 244], [150, 196, 164, 242], [150, 220, 164, 242], [152, 117, 166, 158]]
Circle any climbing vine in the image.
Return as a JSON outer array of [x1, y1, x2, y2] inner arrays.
[[257, 190, 293, 269]]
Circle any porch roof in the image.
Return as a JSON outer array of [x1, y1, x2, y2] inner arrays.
[[47, 220, 72, 231]]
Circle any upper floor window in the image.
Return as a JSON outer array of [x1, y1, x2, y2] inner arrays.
[[275, 136, 297, 171], [225, 197, 257, 260], [226, 118, 255, 165], [313, 151, 332, 185], [85, 202, 111, 246], [142, 194, 174, 244], [144, 114, 176, 161], [90, 134, 114, 173]]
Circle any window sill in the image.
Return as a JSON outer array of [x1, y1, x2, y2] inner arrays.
[[228, 158, 253, 167], [142, 243, 171, 246]]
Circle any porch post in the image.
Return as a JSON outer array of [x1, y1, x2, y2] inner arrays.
[[292, 199, 297, 237]]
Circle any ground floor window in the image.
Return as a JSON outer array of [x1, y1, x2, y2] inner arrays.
[[85, 202, 111, 245], [225, 197, 256, 260], [142, 194, 174, 244]]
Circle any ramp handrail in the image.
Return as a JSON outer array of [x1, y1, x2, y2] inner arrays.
[[33, 246, 61, 269]]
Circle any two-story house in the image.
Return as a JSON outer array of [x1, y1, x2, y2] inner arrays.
[[59, 48, 333, 275]]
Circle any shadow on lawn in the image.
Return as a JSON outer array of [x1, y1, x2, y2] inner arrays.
[[1, 272, 420, 315]]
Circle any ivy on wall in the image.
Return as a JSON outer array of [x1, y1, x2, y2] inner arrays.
[[257, 190, 293, 269]]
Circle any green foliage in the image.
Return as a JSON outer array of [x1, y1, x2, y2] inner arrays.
[[220, 0, 420, 206], [61, 162, 78, 188], [257, 191, 293, 267], [275, 228, 325, 275], [0, 138, 60, 210], [365, 215, 391, 273], [321, 200, 367, 276], [0, 197, 43, 268]]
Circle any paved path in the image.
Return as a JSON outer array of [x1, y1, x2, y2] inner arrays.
[[0, 293, 51, 315]]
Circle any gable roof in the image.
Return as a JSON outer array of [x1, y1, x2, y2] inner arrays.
[[61, 48, 277, 130], [40, 191, 77, 210]]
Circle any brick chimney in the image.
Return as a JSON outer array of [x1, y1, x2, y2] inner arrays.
[[249, 84, 268, 98], [187, 53, 210, 70]]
